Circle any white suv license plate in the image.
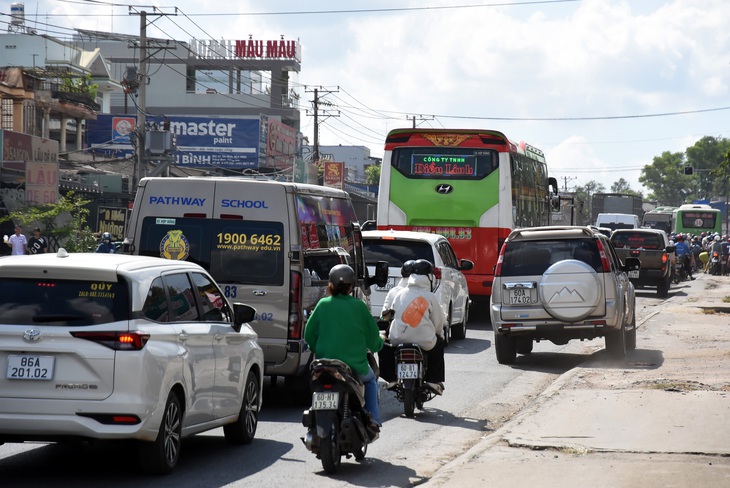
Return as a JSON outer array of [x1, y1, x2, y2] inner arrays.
[[509, 288, 536, 304], [397, 363, 419, 379], [7, 355, 55, 380], [311, 392, 339, 410]]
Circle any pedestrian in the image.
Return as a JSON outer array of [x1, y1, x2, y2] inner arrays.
[[4, 225, 28, 255], [27, 227, 48, 254]]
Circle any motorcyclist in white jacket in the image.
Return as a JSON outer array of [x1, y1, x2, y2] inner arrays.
[[381, 260, 415, 321], [387, 259, 446, 394]]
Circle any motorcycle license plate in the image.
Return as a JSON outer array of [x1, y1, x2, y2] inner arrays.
[[628, 270, 639, 279], [311, 392, 339, 410], [397, 363, 419, 379]]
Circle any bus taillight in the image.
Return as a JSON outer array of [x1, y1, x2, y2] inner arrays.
[[288, 270, 303, 340]]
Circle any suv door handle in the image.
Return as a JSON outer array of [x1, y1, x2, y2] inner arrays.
[[253, 290, 267, 296]]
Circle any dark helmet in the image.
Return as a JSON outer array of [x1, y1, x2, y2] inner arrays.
[[412, 259, 434, 276], [102, 232, 112, 242], [329, 264, 355, 286], [401, 260, 416, 278]]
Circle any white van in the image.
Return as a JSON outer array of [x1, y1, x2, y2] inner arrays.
[[595, 213, 641, 231], [124, 176, 387, 384]]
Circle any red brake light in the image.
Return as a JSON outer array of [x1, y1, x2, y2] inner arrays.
[[71, 331, 150, 351], [595, 239, 612, 272], [288, 270, 303, 340], [433, 267, 442, 279]]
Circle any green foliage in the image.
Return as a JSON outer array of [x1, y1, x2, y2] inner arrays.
[[0, 192, 96, 252], [62, 73, 99, 99], [573, 180, 605, 224], [610, 178, 642, 197], [639, 151, 694, 206], [365, 163, 381, 185]]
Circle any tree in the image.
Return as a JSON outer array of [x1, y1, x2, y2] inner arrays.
[[639, 151, 694, 206], [685, 136, 730, 199], [610, 178, 642, 197], [0, 192, 97, 252], [365, 163, 381, 185], [573, 180, 605, 224]]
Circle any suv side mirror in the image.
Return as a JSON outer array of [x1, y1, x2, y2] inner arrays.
[[366, 260, 389, 288], [665, 245, 676, 253], [459, 259, 474, 271]]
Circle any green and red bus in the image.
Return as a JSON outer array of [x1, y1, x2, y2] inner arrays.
[[376, 128, 558, 298]]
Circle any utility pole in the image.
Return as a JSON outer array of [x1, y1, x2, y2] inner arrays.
[[407, 114, 434, 128], [305, 86, 339, 184], [129, 7, 177, 192]]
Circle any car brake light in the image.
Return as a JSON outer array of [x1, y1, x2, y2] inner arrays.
[[70, 331, 150, 351], [433, 267, 442, 279], [288, 270, 303, 340], [595, 239, 612, 272]]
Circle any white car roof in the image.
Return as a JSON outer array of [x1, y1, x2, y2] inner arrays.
[[362, 229, 446, 244]]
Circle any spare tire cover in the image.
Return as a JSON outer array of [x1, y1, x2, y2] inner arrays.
[[539, 259, 601, 322]]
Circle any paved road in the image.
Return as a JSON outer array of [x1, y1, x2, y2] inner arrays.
[[0, 291, 672, 487]]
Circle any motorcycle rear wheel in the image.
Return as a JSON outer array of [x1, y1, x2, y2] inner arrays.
[[320, 419, 341, 474], [403, 388, 416, 418]]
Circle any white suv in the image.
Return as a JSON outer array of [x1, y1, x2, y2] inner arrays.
[[363, 230, 473, 341], [490, 226, 641, 364], [0, 250, 264, 474]]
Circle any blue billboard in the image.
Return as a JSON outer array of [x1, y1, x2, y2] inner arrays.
[[86, 114, 262, 169]]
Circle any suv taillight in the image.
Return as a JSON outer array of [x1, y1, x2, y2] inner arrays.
[[595, 239, 612, 272], [433, 267, 442, 279], [288, 270, 303, 340], [70, 331, 150, 351]]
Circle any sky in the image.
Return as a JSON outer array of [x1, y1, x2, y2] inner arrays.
[[5, 0, 730, 196]]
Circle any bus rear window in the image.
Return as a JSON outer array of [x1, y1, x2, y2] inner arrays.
[[392, 147, 498, 180]]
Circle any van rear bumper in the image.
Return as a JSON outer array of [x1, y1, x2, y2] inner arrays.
[[264, 345, 312, 377]]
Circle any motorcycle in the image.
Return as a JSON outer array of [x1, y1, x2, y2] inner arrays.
[[709, 251, 721, 276], [388, 343, 439, 417], [301, 358, 378, 474], [673, 258, 685, 284]]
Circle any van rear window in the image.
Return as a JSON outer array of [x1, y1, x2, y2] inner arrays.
[[139, 217, 284, 286], [0, 279, 129, 326]]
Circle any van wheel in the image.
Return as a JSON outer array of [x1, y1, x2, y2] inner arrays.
[[139, 392, 182, 474], [657, 277, 670, 298], [224, 371, 259, 444], [443, 307, 452, 346], [495, 334, 517, 364], [451, 302, 468, 340]]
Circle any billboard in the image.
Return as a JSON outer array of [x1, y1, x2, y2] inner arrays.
[[1, 130, 59, 205], [323, 161, 344, 190], [86, 114, 266, 169]]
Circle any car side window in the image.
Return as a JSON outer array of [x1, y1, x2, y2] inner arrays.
[[164, 273, 200, 322], [439, 242, 459, 268], [142, 277, 170, 322], [191, 272, 232, 322]]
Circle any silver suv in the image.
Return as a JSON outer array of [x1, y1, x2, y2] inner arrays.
[[0, 251, 264, 474], [490, 226, 641, 364]]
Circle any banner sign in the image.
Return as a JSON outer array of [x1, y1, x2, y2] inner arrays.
[[86, 114, 263, 169], [97, 206, 129, 240], [1, 130, 59, 205], [323, 161, 345, 190]]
